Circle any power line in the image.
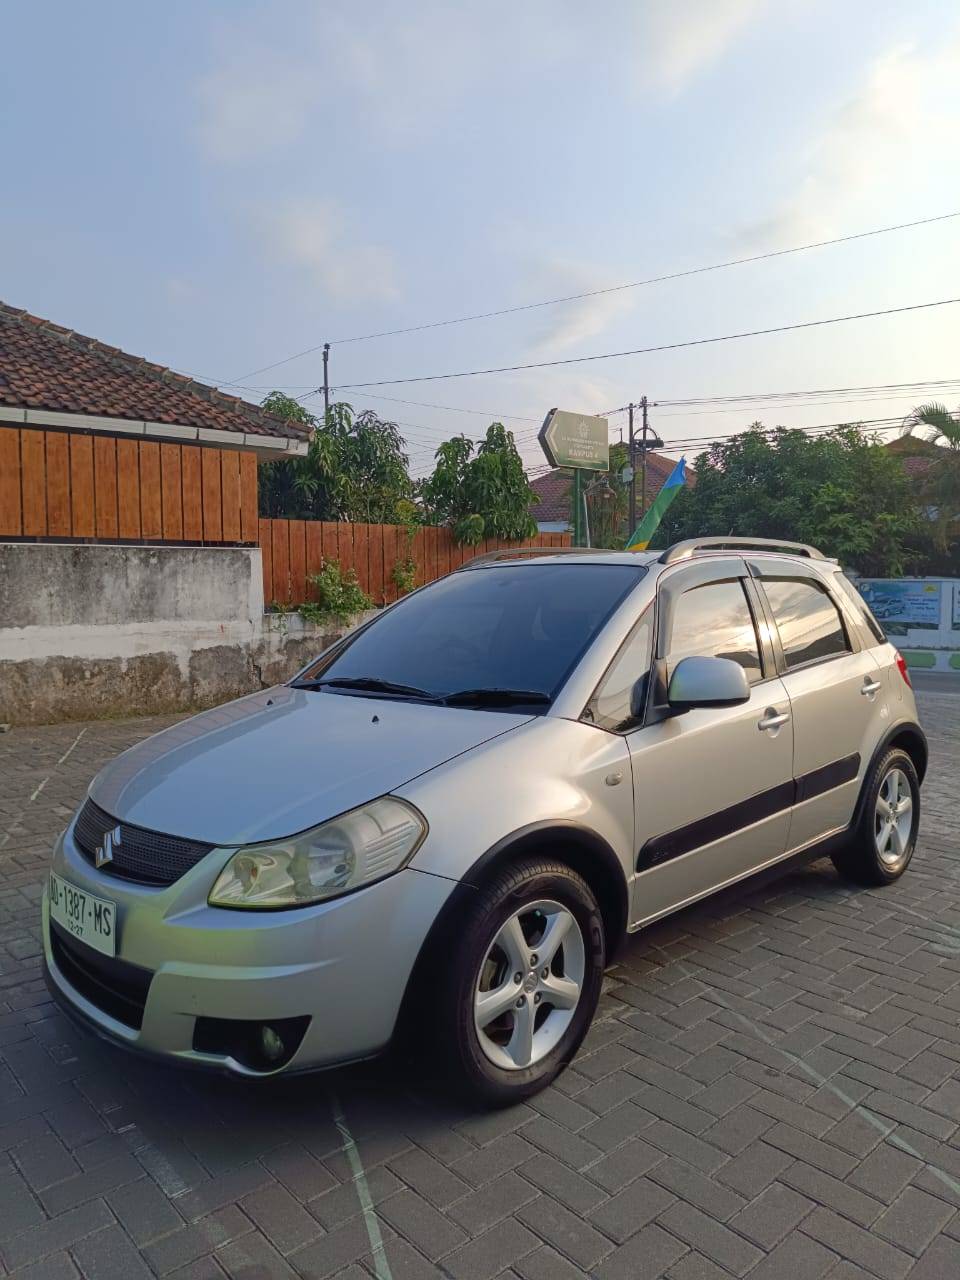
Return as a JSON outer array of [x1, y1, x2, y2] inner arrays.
[[653, 377, 960, 409], [331, 297, 960, 390], [302, 389, 539, 422], [232, 209, 960, 380], [652, 416, 905, 451]]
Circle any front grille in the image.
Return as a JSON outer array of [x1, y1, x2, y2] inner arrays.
[[73, 798, 215, 887], [50, 924, 152, 1030]]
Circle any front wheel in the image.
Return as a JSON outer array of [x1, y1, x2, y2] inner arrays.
[[832, 748, 920, 886], [436, 858, 605, 1106]]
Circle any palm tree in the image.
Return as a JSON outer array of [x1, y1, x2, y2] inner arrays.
[[903, 402, 960, 551]]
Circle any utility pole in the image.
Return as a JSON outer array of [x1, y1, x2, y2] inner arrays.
[[627, 403, 637, 532], [640, 395, 649, 517], [322, 342, 330, 420]]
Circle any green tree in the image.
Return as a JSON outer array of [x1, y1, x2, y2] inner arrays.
[[903, 402, 960, 552], [257, 396, 414, 522], [656, 424, 923, 575], [585, 442, 630, 548], [257, 393, 318, 518], [420, 423, 538, 543]]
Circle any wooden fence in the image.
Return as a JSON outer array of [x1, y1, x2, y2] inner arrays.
[[258, 517, 571, 606], [0, 427, 258, 543]]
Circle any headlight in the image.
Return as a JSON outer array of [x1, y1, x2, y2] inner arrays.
[[208, 797, 426, 909]]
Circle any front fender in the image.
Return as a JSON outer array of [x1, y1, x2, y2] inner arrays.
[[399, 717, 634, 889]]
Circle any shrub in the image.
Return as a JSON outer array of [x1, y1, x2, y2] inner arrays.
[[299, 559, 373, 626]]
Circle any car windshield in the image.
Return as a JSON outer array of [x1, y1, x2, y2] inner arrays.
[[294, 563, 646, 708]]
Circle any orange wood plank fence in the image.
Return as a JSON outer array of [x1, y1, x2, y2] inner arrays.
[[258, 518, 571, 607], [0, 427, 258, 543]]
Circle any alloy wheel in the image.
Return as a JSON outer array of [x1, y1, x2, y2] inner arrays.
[[875, 767, 913, 865], [473, 899, 585, 1071]]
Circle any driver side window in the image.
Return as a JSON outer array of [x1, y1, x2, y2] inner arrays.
[[582, 613, 652, 732], [668, 579, 763, 684]]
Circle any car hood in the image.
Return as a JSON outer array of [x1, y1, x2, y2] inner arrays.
[[89, 686, 531, 845]]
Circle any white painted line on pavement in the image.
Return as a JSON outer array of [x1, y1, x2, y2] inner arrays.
[[332, 1091, 394, 1280]]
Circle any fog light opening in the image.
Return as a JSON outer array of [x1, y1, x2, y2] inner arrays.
[[193, 1014, 310, 1072]]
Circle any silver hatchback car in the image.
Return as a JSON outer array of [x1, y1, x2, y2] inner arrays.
[[43, 538, 926, 1104]]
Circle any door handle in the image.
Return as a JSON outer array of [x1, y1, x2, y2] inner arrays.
[[758, 709, 790, 732], [861, 678, 881, 696]]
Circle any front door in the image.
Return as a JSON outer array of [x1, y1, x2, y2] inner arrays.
[[748, 560, 889, 851], [627, 559, 794, 927]]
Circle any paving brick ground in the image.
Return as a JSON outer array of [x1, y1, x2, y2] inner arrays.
[[0, 687, 958, 1279]]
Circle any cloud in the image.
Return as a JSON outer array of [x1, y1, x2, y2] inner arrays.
[[163, 277, 197, 304], [524, 260, 636, 355], [259, 199, 399, 304], [196, 47, 321, 162], [640, 0, 766, 93], [737, 37, 960, 248], [194, 1, 758, 161]]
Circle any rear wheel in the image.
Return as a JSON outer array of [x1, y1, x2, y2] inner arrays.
[[435, 858, 605, 1105], [832, 749, 920, 886]]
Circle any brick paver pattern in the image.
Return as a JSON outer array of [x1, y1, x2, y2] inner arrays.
[[1, 689, 958, 1279]]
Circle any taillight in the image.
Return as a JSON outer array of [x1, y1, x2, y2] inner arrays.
[[895, 652, 912, 687]]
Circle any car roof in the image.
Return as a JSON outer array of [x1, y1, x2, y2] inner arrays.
[[462, 544, 834, 572], [464, 550, 660, 569]]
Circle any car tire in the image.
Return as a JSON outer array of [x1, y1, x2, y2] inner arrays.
[[434, 857, 605, 1106], [831, 748, 920, 886]]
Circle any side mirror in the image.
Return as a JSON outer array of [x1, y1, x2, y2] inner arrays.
[[667, 656, 750, 712], [629, 674, 648, 721]]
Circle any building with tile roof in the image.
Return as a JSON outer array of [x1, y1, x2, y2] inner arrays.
[[0, 302, 309, 457], [529, 453, 691, 533]]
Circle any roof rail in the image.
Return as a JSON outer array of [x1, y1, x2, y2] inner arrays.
[[658, 537, 826, 565], [461, 546, 601, 568]]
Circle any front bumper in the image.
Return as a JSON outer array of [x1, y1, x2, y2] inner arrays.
[[43, 821, 455, 1076]]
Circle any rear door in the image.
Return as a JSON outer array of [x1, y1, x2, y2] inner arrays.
[[748, 558, 889, 851], [624, 558, 794, 926]]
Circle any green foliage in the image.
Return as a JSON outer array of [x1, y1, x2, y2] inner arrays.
[[299, 559, 373, 626], [258, 398, 414, 523], [903, 402, 960, 553], [258, 394, 319, 519], [585, 442, 630, 549], [391, 500, 420, 595], [655, 424, 924, 576], [420, 423, 538, 544]]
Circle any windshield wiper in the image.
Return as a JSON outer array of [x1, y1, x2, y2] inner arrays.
[[296, 676, 442, 702], [442, 687, 551, 707]]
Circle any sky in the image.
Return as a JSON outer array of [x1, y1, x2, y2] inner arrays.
[[3, 0, 960, 477]]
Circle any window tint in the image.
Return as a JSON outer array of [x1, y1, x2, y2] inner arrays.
[[584, 613, 652, 732], [833, 573, 886, 645], [763, 577, 850, 668], [668, 580, 762, 683], [297, 563, 645, 705]]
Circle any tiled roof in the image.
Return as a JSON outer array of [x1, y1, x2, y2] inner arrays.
[[529, 454, 690, 523], [529, 469, 572, 521], [884, 435, 950, 481], [0, 302, 308, 440]]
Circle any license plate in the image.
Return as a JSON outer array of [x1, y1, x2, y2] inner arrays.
[[48, 872, 116, 958]]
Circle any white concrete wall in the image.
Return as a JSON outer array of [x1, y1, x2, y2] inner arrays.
[[0, 544, 369, 724], [853, 575, 960, 670]]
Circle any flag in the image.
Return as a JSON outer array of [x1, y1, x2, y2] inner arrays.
[[624, 457, 687, 551]]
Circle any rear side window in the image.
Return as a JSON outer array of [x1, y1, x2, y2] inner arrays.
[[668, 579, 763, 683], [763, 578, 850, 669], [833, 573, 886, 645]]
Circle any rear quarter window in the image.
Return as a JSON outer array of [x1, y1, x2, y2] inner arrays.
[[833, 573, 887, 645]]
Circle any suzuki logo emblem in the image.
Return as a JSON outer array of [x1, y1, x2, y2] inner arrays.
[[95, 826, 121, 868]]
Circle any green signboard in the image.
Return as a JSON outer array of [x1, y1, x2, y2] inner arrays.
[[539, 409, 609, 471]]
